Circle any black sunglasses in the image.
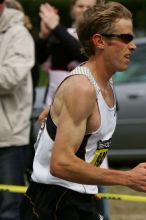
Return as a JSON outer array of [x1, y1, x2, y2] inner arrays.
[[0, 0, 4, 3], [101, 33, 134, 44]]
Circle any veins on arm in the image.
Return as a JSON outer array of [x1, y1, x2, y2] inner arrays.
[[50, 79, 96, 178], [49, 79, 143, 189]]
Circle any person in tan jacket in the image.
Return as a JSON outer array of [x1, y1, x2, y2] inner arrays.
[[0, 0, 34, 219]]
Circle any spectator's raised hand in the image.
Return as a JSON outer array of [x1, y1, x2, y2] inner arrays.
[[39, 3, 60, 38], [39, 19, 51, 39]]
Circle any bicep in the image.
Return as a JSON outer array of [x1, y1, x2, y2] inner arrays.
[[53, 105, 87, 158], [51, 79, 95, 165]]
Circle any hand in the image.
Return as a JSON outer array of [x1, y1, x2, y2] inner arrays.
[[39, 20, 51, 39], [126, 163, 146, 192], [39, 3, 60, 32], [38, 106, 50, 124]]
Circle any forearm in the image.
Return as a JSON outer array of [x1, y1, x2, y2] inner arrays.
[[50, 92, 146, 192], [35, 37, 51, 64], [51, 152, 146, 192], [0, 60, 33, 94], [53, 24, 85, 60], [50, 154, 129, 186]]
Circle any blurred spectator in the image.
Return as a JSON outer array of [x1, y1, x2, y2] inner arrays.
[[6, 0, 41, 181], [6, 0, 40, 104], [36, 0, 95, 105], [0, 0, 34, 219]]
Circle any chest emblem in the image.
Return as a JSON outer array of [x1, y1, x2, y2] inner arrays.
[[91, 138, 112, 166]]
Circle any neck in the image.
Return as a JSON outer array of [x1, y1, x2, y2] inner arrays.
[[85, 56, 114, 89]]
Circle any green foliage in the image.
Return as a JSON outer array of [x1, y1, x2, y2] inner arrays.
[[38, 67, 48, 87]]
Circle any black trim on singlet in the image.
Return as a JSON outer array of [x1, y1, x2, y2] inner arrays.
[[46, 111, 91, 160], [75, 134, 91, 160], [46, 111, 57, 141]]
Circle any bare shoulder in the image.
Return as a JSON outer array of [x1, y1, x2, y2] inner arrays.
[[63, 75, 96, 121]]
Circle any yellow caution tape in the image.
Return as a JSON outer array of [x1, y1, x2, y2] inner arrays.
[[0, 184, 146, 203], [97, 193, 146, 203], [0, 184, 27, 194]]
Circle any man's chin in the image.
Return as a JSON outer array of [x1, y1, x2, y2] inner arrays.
[[118, 65, 129, 72]]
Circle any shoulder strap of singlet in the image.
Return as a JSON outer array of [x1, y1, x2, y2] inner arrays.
[[70, 65, 100, 97]]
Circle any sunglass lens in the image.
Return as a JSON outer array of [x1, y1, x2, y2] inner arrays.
[[121, 34, 133, 43]]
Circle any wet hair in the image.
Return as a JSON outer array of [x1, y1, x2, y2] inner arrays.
[[76, 1, 132, 58]]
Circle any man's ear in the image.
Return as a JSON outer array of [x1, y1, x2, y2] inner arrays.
[[91, 34, 104, 49]]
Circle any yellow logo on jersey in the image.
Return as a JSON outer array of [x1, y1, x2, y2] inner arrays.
[[91, 149, 108, 166]]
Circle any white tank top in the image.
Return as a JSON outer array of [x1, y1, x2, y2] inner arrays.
[[32, 65, 117, 194]]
